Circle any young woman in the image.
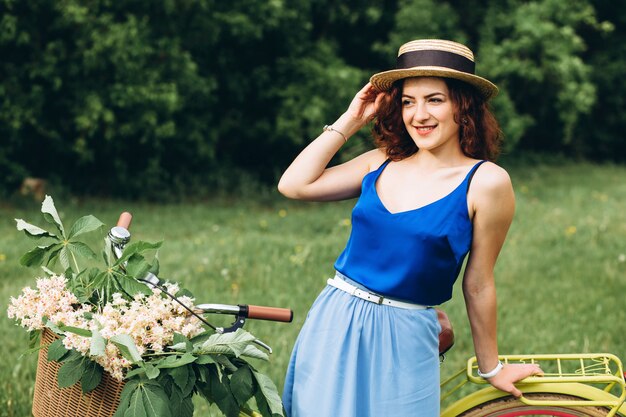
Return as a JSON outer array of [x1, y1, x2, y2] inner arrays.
[[278, 39, 543, 417]]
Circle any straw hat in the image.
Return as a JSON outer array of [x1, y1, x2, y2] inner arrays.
[[370, 39, 498, 100]]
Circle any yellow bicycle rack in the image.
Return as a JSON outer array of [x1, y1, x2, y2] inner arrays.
[[441, 353, 626, 417]]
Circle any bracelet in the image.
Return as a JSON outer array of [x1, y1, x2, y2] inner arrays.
[[323, 125, 348, 143], [477, 361, 504, 379]]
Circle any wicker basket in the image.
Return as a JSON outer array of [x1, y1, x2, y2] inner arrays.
[[32, 328, 125, 417]]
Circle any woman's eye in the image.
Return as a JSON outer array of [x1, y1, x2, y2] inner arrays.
[[429, 97, 443, 103], [402, 99, 413, 106]]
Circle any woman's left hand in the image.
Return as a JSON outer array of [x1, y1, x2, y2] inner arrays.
[[486, 363, 544, 398]]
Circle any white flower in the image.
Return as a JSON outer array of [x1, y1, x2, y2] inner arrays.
[[8, 275, 205, 381]]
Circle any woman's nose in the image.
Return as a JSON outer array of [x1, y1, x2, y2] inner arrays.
[[412, 102, 429, 123]]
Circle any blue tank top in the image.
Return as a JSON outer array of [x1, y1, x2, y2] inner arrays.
[[334, 159, 486, 306]]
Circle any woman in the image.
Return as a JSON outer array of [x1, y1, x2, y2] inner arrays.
[[278, 39, 542, 417]]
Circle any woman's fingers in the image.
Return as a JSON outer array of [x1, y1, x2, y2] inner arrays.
[[488, 363, 544, 398]]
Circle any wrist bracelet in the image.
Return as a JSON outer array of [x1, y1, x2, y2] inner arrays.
[[323, 125, 348, 143], [477, 361, 503, 379]]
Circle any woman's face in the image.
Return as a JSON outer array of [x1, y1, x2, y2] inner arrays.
[[401, 77, 460, 153]]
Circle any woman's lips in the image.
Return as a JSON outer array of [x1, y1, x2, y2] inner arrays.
[[415, 125, 436, 136]]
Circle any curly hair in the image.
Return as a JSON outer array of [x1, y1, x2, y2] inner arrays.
[[372, 78, 502, 161]]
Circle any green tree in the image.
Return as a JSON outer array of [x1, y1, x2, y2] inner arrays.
[[478, 0, 608, 155], [579, 0, 626, 161]]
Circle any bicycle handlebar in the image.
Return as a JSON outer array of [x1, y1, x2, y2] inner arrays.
[[116, 212, 133, 229], [247, 305, 293, 322], [196, 303, 293, 323]]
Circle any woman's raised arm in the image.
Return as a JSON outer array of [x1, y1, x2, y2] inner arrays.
[[277, 83, 386, 201]]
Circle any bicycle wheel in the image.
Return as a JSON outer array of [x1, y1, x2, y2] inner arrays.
[[458, 393, 618, 417]]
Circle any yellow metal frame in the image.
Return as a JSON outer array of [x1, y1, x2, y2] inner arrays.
[[441, 353, 626, 417]]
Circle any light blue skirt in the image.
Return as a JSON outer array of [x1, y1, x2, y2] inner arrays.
[[283, 274, 441, 417]]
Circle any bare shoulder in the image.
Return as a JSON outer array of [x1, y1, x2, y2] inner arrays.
[[471, 161, 513, 194], [360, 148, 388, 172], [468, 162, 514, 219]]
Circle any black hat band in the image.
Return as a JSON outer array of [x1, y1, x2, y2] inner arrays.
[[396, 49, 475, 74]]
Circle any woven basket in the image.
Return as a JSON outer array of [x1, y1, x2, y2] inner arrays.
[[32, 328, 125, 417]]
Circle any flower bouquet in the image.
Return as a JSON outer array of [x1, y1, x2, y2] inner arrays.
[[8, 196, 285, 417]]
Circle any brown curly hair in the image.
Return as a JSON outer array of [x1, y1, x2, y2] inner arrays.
[[372, 78, 502, 161]]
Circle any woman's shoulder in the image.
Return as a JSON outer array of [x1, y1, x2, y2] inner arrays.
[[469, 161, 513, 201], [358, 148, 389, 173], [474, 161, 512, 188]]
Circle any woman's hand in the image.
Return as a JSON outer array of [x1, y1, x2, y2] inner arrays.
[[486, 363, 544, 398], [344, 82, 386, 126]]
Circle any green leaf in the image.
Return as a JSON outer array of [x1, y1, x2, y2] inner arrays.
[[90, 328, 106, 357], [172, 333, 192, 352], [194, 364, 211, 383], [115, 241, 163, 266], [28, 330, 41, 349], [114, 379, 141, 417], [57, 357, 85, 388], [40, 266, 56, 276], [208, 366, 240, 417], [90, 270, 115, 298], [103, 240, 112, 266], [58, 246, 71, 270], [167, 364, 195, 397], [231, 365, 255, 405], [155, 352, 197, 369], [47, 339, 69, 362], [174, 394, 194, 417], [44, 320, 64, 335], [165, 382, 194, 417], [168, 365, 189, 392], [213, 355, 237, 372], [196, 329, 258, 358], [140, 381, 172, 417], [67, 215, 104, 239], [80, 360, 103, 393], [69, 267, 99, 303], [45, 244, 64, 268], [190, 330, 213, 345], [15, 218, 57, 240], [195, 355, 216, 365], [148, 257, 160, 276], [252, 371, 284, 417], [67, 241, 97, 260], [125, 253, 150, 279], [144, 363, 160, 380], [117, 275, 152, 298], [19, 244, 56, 267], [124, 367, 147, 379], [241, 344, 269, 361], [58, 325, 92, 337], [126, 387, 148, 417], [110, 334, 142, 363], [41, 195, 65, 237]]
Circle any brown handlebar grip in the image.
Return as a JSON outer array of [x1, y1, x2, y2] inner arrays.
[[116, 212, 133, 230], [246, 305, 293, 323]]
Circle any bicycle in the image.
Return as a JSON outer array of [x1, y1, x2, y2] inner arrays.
[[112, 212, 626, 417], [440, 354, 626, 416]]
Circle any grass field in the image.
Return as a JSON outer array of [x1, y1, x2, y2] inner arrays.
[[1, 161, 625, 416]]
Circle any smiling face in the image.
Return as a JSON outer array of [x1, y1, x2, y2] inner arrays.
[[401, 77, 460, 154]]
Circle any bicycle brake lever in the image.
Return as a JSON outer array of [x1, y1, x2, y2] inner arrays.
[[253, 338, 272, 354]]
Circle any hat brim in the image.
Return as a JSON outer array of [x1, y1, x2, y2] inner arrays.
[[370, 66, 498, 100]]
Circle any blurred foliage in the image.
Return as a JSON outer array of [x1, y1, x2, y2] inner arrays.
[[0, 0, 623, 198]]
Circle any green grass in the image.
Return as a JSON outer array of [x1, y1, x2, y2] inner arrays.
[[1, 161, 626, 416]]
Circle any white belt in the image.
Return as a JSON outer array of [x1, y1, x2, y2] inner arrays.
[[327, 276, 428, 310]]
